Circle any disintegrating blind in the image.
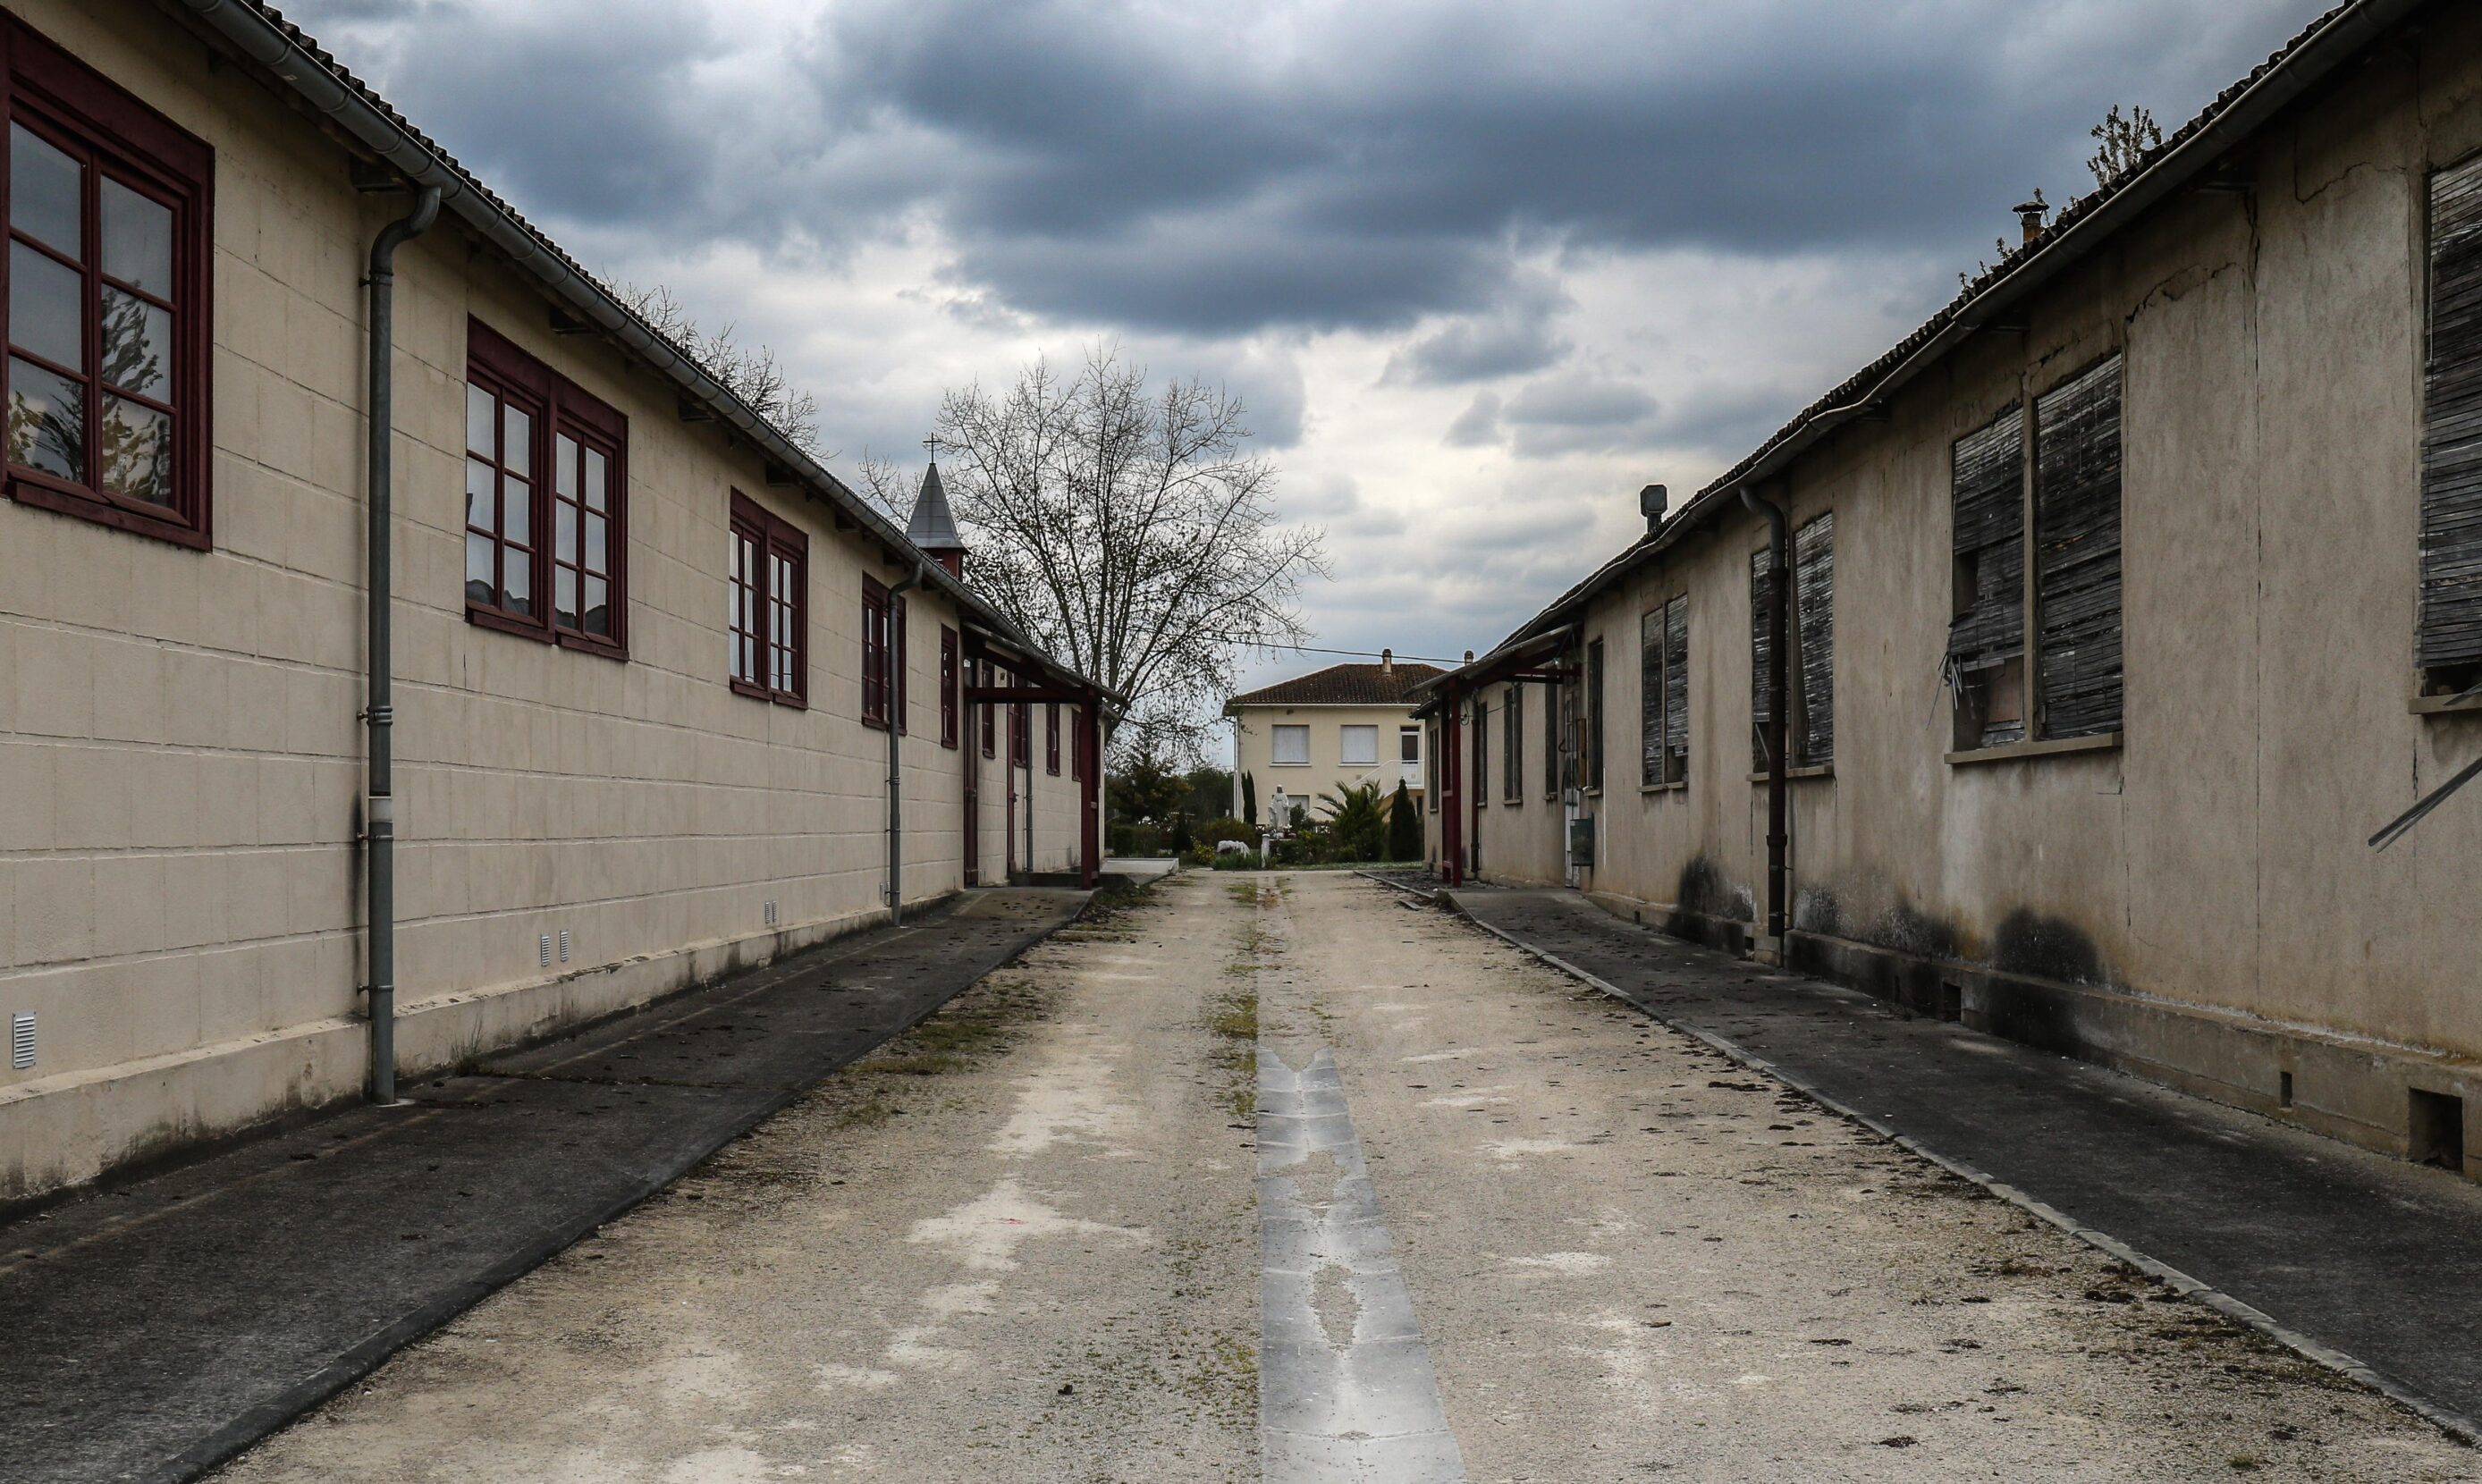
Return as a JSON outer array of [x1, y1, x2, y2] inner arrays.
[[2421, 156, 2482, 672], [1587, 639, 1607, 791], [2034, 356, 2124, 739], [1504, 685, 1523, 801], [1663, 596, 1689, 782], [1948, 407, 2026, 747], [1543, 679, 1561, 797], [1473, 696, 1488, 806], [1796, 512, 1835, 766], [1750, 550, 1776, 772], [1641, 609, 1665, 786]]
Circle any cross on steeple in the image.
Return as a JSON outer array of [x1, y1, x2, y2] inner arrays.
[[923, 434, 942, 462]]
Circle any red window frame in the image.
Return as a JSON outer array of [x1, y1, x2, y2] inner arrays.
[[862, 575, 891, 729], [728, 489, 806, 707], [465, 318, 629, 655], [1046, 702, 1060, 775], [939, 626, 959, 749], [1, 17, 214, 548], [1068, 704, 1084, 781], [893, 593, 908, 735]]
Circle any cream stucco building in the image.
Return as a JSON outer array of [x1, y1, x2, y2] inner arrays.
[[1423, 0, 2482, 1180], [0, 0, 1109, 1202], [1225, 655, 1441, 828]]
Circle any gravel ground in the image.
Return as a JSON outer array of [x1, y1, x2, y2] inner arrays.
[[217, 872, 2475, 1483]]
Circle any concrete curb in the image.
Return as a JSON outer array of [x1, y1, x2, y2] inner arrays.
[[150, 897, 1098, 1484], [1348, 869, 1444, 905], [1433, 891, 2482, 1449]]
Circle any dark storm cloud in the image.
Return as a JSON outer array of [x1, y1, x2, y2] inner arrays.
[[289, 0, 2336, 341]]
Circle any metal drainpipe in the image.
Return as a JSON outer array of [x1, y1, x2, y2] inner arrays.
[[363, 182, 441, 1105], [886, 563, 925, 925], [1741, 486, 1791, 952]]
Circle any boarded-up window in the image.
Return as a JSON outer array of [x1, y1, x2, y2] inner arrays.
[[1473, 696, 1489, 808], [2033, 355, 2124, 739], [1503, 685, 1523, 802], [1587, 639, 1606, 792], [1641, 608, 1665, 787], [1663, 596, 1689, 784], [1750, 550, 1777, 772], [1947, 407, 2026, 749], [1795, 512, 1835, 765], [2422, 155, 2482, 680]]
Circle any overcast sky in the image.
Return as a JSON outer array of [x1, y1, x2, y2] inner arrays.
[[296, 0, 2332, 742]]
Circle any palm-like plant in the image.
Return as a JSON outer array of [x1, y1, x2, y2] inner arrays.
[[1316, 781, 1389, 863]]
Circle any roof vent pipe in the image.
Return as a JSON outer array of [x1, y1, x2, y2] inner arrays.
[[1639, 483, 1668, 534], [1380, 647, 1394, 674], [2014, 189, 2049, 244]]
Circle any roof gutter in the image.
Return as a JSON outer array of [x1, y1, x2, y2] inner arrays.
[[1481, 0, 2419, 652], [1412, 625, 1576, 715], [170, 0, 1113, 696]]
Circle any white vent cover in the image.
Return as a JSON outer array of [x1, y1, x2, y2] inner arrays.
[[539, 934, 553, 967], [558, 929, 570, 964], [11, 1012, 33, 1070]]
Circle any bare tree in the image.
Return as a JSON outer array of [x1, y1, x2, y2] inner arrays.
[[862, 344, 1326, 763], [616, 282, 827, 458], [2088, 104, 2164, 189]]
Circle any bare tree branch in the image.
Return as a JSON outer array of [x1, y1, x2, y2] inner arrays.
[[616, 282, 830, 460]]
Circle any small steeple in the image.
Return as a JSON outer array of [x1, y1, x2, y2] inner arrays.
[[907, 435, 967, 579]]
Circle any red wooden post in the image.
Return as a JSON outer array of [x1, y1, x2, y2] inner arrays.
[[1440, 687, 1464, 887], [1079, 691, 1102, 890]]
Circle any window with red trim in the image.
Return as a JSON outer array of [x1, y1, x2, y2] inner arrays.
[[862, 576, 891, 728], [1046, 702, 1060, 775], [2, 18, 213, 547], [728, 490, 806, 706], [893, 594, 908, 734], [465, 319, 627, 653], [940, 627, 959, 748]]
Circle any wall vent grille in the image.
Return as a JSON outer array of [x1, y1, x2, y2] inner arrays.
[[558, 930, 570, 964], [539, 934, 553, 967], [10, 1013, 31, 1070]]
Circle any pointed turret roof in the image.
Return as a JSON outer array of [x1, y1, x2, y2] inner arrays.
[[906, 460, 966, 552]]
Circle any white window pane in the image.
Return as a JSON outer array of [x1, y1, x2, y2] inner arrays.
[[1339, 725, 1378, 765], [99, 178, 173, 296], [11, 242, 81, 368], [466, 384, 494, 456], [11, 124, 80, 256], [1272, 725, 1310, 765], [555, 433, 578, 500]]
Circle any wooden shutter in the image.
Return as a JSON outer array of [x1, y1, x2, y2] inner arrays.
[[2034, 356, 2124, 738], [1947, 408, 2024, 674], [1640, 609, 1665, 786], [1663, 596, 1689, 781], [1750, 551, 1775, 772], [1795, 512, 1834, 766], [2422, 155, 2482, 670]]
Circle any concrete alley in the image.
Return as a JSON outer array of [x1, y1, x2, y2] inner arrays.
[[211, 874, 2472, 1483]]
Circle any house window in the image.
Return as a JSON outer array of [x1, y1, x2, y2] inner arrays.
[[862, 577, 891, 728], [1542, 679, 1560, 799], [893, 594, 908, 733], [980, 661, 997, 758], [1642, 600, 1689, 785], [1751, 519, 1832, 771], [1473, 696, 1489, 809], [1271, 724, 1310, 765], [1046, 702, 1060, 775], [1587, 638, 1607, 792], [728, 490, 805, 705], [940, 627, 959, 748], [1400, 725, 1421, 764], [2032, 356, 2123, 739], [2424, 153, 2482, 690], [1340, 724, 1379, 767], [1947, 405, 2028, 748], [466, 319, 629, 653], [3, 21, 213, 547], [1503, 685, 1523, 802]]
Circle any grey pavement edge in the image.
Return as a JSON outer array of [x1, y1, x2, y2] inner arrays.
[[1428, 881, 2482, 1447], [0, 886, 1099, 1484]]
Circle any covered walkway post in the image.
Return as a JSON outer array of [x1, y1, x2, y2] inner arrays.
[[1080, 689, 1102, 890]]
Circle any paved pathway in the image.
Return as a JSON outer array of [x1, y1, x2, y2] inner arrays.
[[1444, 883, 2482, 1444], [211, 875, 2472, 1482], [0, 889, 1088, 1484]]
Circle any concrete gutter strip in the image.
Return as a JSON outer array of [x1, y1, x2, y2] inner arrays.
[[1434, 889, 2482, 1449]]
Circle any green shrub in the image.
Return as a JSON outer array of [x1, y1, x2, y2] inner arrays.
[[1211, 849, 1262, 871], [1201, 816, 1257, 847], [1385, 782, 1422, 861]]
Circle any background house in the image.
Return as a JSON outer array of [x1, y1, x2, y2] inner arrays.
[[1225, 653, 1441, 827]]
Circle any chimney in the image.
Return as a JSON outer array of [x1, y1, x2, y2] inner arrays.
[[1639, 483, 1668, 534], [1380, 647, 1394, 675], [1464, 650, 1475, 665], [2013, 188, 2049, 246]]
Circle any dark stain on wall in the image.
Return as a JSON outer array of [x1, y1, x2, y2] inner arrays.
[[1669, 856, 1737, 926], [1993, 908, 2106, 987], [1867, 901, 1963, 964]]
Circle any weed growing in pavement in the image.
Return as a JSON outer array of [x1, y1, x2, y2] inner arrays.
[[1208, 990, 1259, 1121]]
